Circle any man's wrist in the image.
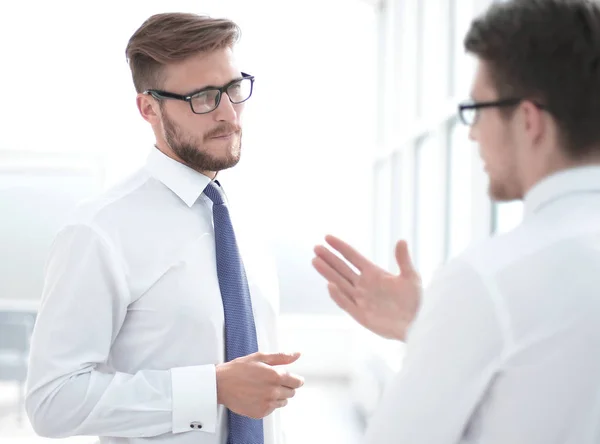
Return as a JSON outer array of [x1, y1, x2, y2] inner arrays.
[[215, 362, 228, 406]]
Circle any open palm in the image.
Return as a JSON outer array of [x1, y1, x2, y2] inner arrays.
[[312, 235, 422, 341]]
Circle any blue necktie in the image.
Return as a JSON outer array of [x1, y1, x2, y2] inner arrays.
[[203, 181, 264, 444]]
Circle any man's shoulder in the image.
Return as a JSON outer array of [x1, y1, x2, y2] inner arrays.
[[70, 168, 158, 225], [456, 223, 535, 279], [59, 167, 159, 239]]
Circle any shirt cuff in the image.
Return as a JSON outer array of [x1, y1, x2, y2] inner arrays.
[[171, 365, 217, 434]]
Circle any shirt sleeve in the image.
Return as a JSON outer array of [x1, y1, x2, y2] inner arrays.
[[25, 223, 218, 438], [363, 259, 510, 444]]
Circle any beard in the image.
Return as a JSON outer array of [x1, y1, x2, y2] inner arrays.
[[489, 180, 517, 201], [482, 132, 523, 202], [162, 111, 242, 173], [488, 169, 523, 202]]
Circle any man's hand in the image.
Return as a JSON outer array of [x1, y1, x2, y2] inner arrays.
[[312, 235, 422, 341], [216, 352, 304, 419]]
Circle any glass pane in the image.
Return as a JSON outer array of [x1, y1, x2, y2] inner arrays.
[[451, 0, 477, 98], [415, 133, 446, 285], [447, 121, 473, 258], [397, 0, 420, 123], [493, 201, 524, 234], [374, 159, 393, 270], [390, 151, 403, 247], [420, 0, 451, 114]]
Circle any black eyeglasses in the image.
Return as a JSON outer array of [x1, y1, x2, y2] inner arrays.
[[458, 98, 548, 126], [144, 72, 255, 115]]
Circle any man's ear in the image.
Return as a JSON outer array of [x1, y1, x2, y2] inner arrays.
[[137, 93, 161, 124], [520, 100, 546, 148]]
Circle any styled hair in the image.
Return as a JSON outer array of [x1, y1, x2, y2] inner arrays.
[[465, 0, 600, 159], [125, 12, 241, 93]]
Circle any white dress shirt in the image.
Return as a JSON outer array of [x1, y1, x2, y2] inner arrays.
[[365, 165, 600, 444], [25, 147, 283, 444]]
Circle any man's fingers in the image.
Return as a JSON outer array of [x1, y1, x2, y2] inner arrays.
[[280, 372, 305, 389], [328, 283, 357, 313], [277, 387, 296, 400], [257, 352, 301, 366], [314, 245, 360, 286], [324, 235, 370, 272], [395, 240, 417, 278], [275, 399, 289, 408], [312, 256, 358, 297]]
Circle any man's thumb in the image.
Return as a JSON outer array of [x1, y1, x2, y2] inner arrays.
[[395, 240, 416, 277], [258, 352, 301, 366]]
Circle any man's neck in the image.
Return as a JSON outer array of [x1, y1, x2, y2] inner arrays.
[[154, 144, 217, 179]]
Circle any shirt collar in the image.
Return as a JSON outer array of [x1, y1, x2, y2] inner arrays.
[[524, 164, 600, 218], [145, 147, 212, 207]]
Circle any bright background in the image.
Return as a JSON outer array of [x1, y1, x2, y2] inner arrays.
[[0, 0, 523, 442]]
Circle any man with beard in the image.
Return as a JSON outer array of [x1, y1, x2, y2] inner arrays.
[[313, 0, 600, 442], [25, 13, 303, 444]]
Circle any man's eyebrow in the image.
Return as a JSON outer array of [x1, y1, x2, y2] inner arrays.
[[188, 76, 244, 94]]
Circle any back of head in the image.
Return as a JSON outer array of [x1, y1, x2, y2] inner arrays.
[[125, 12, 241, 94], [464, 0, 600, 160]]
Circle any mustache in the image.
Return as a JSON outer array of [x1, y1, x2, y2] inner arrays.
[[205, 123, 242, 139]]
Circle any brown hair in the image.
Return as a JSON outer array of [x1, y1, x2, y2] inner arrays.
[[125, 12, 241, 93], [464, 0, 600, 159]]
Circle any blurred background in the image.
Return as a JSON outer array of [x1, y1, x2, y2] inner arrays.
[[0, 0, 524, 442]]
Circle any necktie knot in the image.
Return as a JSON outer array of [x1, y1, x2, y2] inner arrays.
[[203, 181, 224, 205]]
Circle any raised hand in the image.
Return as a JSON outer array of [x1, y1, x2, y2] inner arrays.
[[312, 235, 422, 341]]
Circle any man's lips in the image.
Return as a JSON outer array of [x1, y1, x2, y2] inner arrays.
[[210, 132, 236, 139]]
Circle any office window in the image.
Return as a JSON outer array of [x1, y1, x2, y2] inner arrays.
[[371, 0, 489, 275], [420, 0, 451, 114], [359, 0, 498, 427], [389, 149, 418, 273], [447, 120, 473, 258], [414, 133, 446, 285], [374, 159, 393, 270], [389, 152, 403, 269], [451, 0, 477, 99], [396, 0, 420, 123]]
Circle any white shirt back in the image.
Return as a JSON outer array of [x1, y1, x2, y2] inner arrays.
[[365, 165, 600, 444]]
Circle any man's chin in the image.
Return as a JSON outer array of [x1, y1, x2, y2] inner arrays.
[[489, 183, 520, 202], [204, 152, 241, 172], [216, 156, 241, 171]]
